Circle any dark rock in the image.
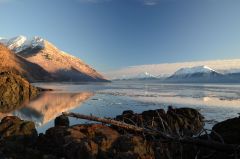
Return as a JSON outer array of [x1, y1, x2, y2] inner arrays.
[[211, 117, 240, 144], [37, 124, 154, 159], [0, 116, 37, 144], [54, 115, 69, 127], [115, 107, 204, 136], [122, 110, 134, 116], [0, 116, 45, 159], [166, 107, 204, 135], [0, 72, 40, 113]]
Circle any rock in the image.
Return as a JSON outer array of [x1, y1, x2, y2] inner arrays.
[[0, 116, 37, 144], [211, 116, 240, 144], [0, 116, 42, 159], [116, 107, 204, 136], [54, 115, 69, 127], [0, 71, 40, 113], [166, 107, 204, 135], [37, 124, 154, 159]]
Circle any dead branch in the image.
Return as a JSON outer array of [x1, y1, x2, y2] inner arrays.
[[62, 112, 146, 131]]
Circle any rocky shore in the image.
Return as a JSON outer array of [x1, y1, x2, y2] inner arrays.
[[0, 107, 239, 159], [0, 71, 51, 113]]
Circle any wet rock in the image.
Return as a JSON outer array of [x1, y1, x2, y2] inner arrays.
[[0, 72, 40, 113], [54, 115, 70, 127], [211, 116, 240, 144]]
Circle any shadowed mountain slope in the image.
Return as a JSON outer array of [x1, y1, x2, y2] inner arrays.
[[1, 36, 108, 82], [0, 44, 52, 82]]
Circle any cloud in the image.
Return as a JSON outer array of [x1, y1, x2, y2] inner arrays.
[[143, 0, 159, 6], [77, 0, 112, 3], [76, 0, 173, 5]]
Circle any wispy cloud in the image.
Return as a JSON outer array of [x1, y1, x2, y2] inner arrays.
[[76, 0, 169, 5], [143, 0, 159, 6], [76, 0, 177, 6], [77, 0, 112, 3]]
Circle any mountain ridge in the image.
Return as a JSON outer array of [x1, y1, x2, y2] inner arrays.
[[105, 59, 240, 80], [0, 44, 52, 82], [0, 36, 108, 82], [166, 65, 229, 83]]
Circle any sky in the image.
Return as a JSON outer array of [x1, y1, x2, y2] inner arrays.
[[0, 0, 240, 72]]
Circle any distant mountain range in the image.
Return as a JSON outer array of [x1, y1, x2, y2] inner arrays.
[[0, 36, 108, 82], [115, 72, 157, 80], [166, 66, 232, 83], [114, 65, 240, 83], [105, 59, 240, 81]]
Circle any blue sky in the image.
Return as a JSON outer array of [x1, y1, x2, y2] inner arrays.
[[0, 0, 240, 72]]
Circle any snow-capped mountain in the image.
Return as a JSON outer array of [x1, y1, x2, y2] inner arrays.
[[0, 36, 44, 53], [115, 72, 157, 80], [166, 65, 230, 83], [0, 44, 51, 82], [0, 36, 107, 82], [173, 65, 218, 76], [133, 72, 156, 79], [105, 59, 240, 80]]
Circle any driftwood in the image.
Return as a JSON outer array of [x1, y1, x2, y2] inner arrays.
[[62, 112, 238, 153], [62, 112, 171, 137]]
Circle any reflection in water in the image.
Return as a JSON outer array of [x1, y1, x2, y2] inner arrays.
[[1, 82, 240, 131], [0, 91, 94, 127]]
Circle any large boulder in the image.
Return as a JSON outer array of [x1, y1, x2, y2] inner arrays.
[[115, 107, 204, 136], [0, 71, 40, 113], [0, 116, 41, 159], [0, 116, 37, 143], [211, 116, 240, 144], [37, 124, 154, 159]]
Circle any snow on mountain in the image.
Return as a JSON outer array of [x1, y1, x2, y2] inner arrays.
[[166, 65, 232, 83], [116, 72, 157, 80], [0, 43, 51, 82], [105, 59, 240, 80], [0, 36, 44, 53], [173, 65, 218, 76], [135, 72, 156, 79], [1, 35, 107, 82]]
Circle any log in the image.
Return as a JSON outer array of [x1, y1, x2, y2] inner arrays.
[[62, 112, 238, 152], [63, 112, 144, 132], [62, 112, 172, 139]]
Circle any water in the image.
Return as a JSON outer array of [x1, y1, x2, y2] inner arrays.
[[1, 81, 240, 133]]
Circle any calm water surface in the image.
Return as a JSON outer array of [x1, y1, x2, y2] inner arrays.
[[2, 81, 240, 133]]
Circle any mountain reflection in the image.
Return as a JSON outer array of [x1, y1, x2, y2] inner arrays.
[[0, 91, 94, 127]]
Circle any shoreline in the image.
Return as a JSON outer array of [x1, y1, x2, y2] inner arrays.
[[0, 107, 239, 159]]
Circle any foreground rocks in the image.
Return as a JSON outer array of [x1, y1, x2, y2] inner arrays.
[[211, 117, 240, 144], [1, 107, 240, 159], [36, 107, 204, 159], [115, 107, 204, 136], [0, 116, 40, 158], [0, 72, 43, 113], [37, 124, 154, 159]]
